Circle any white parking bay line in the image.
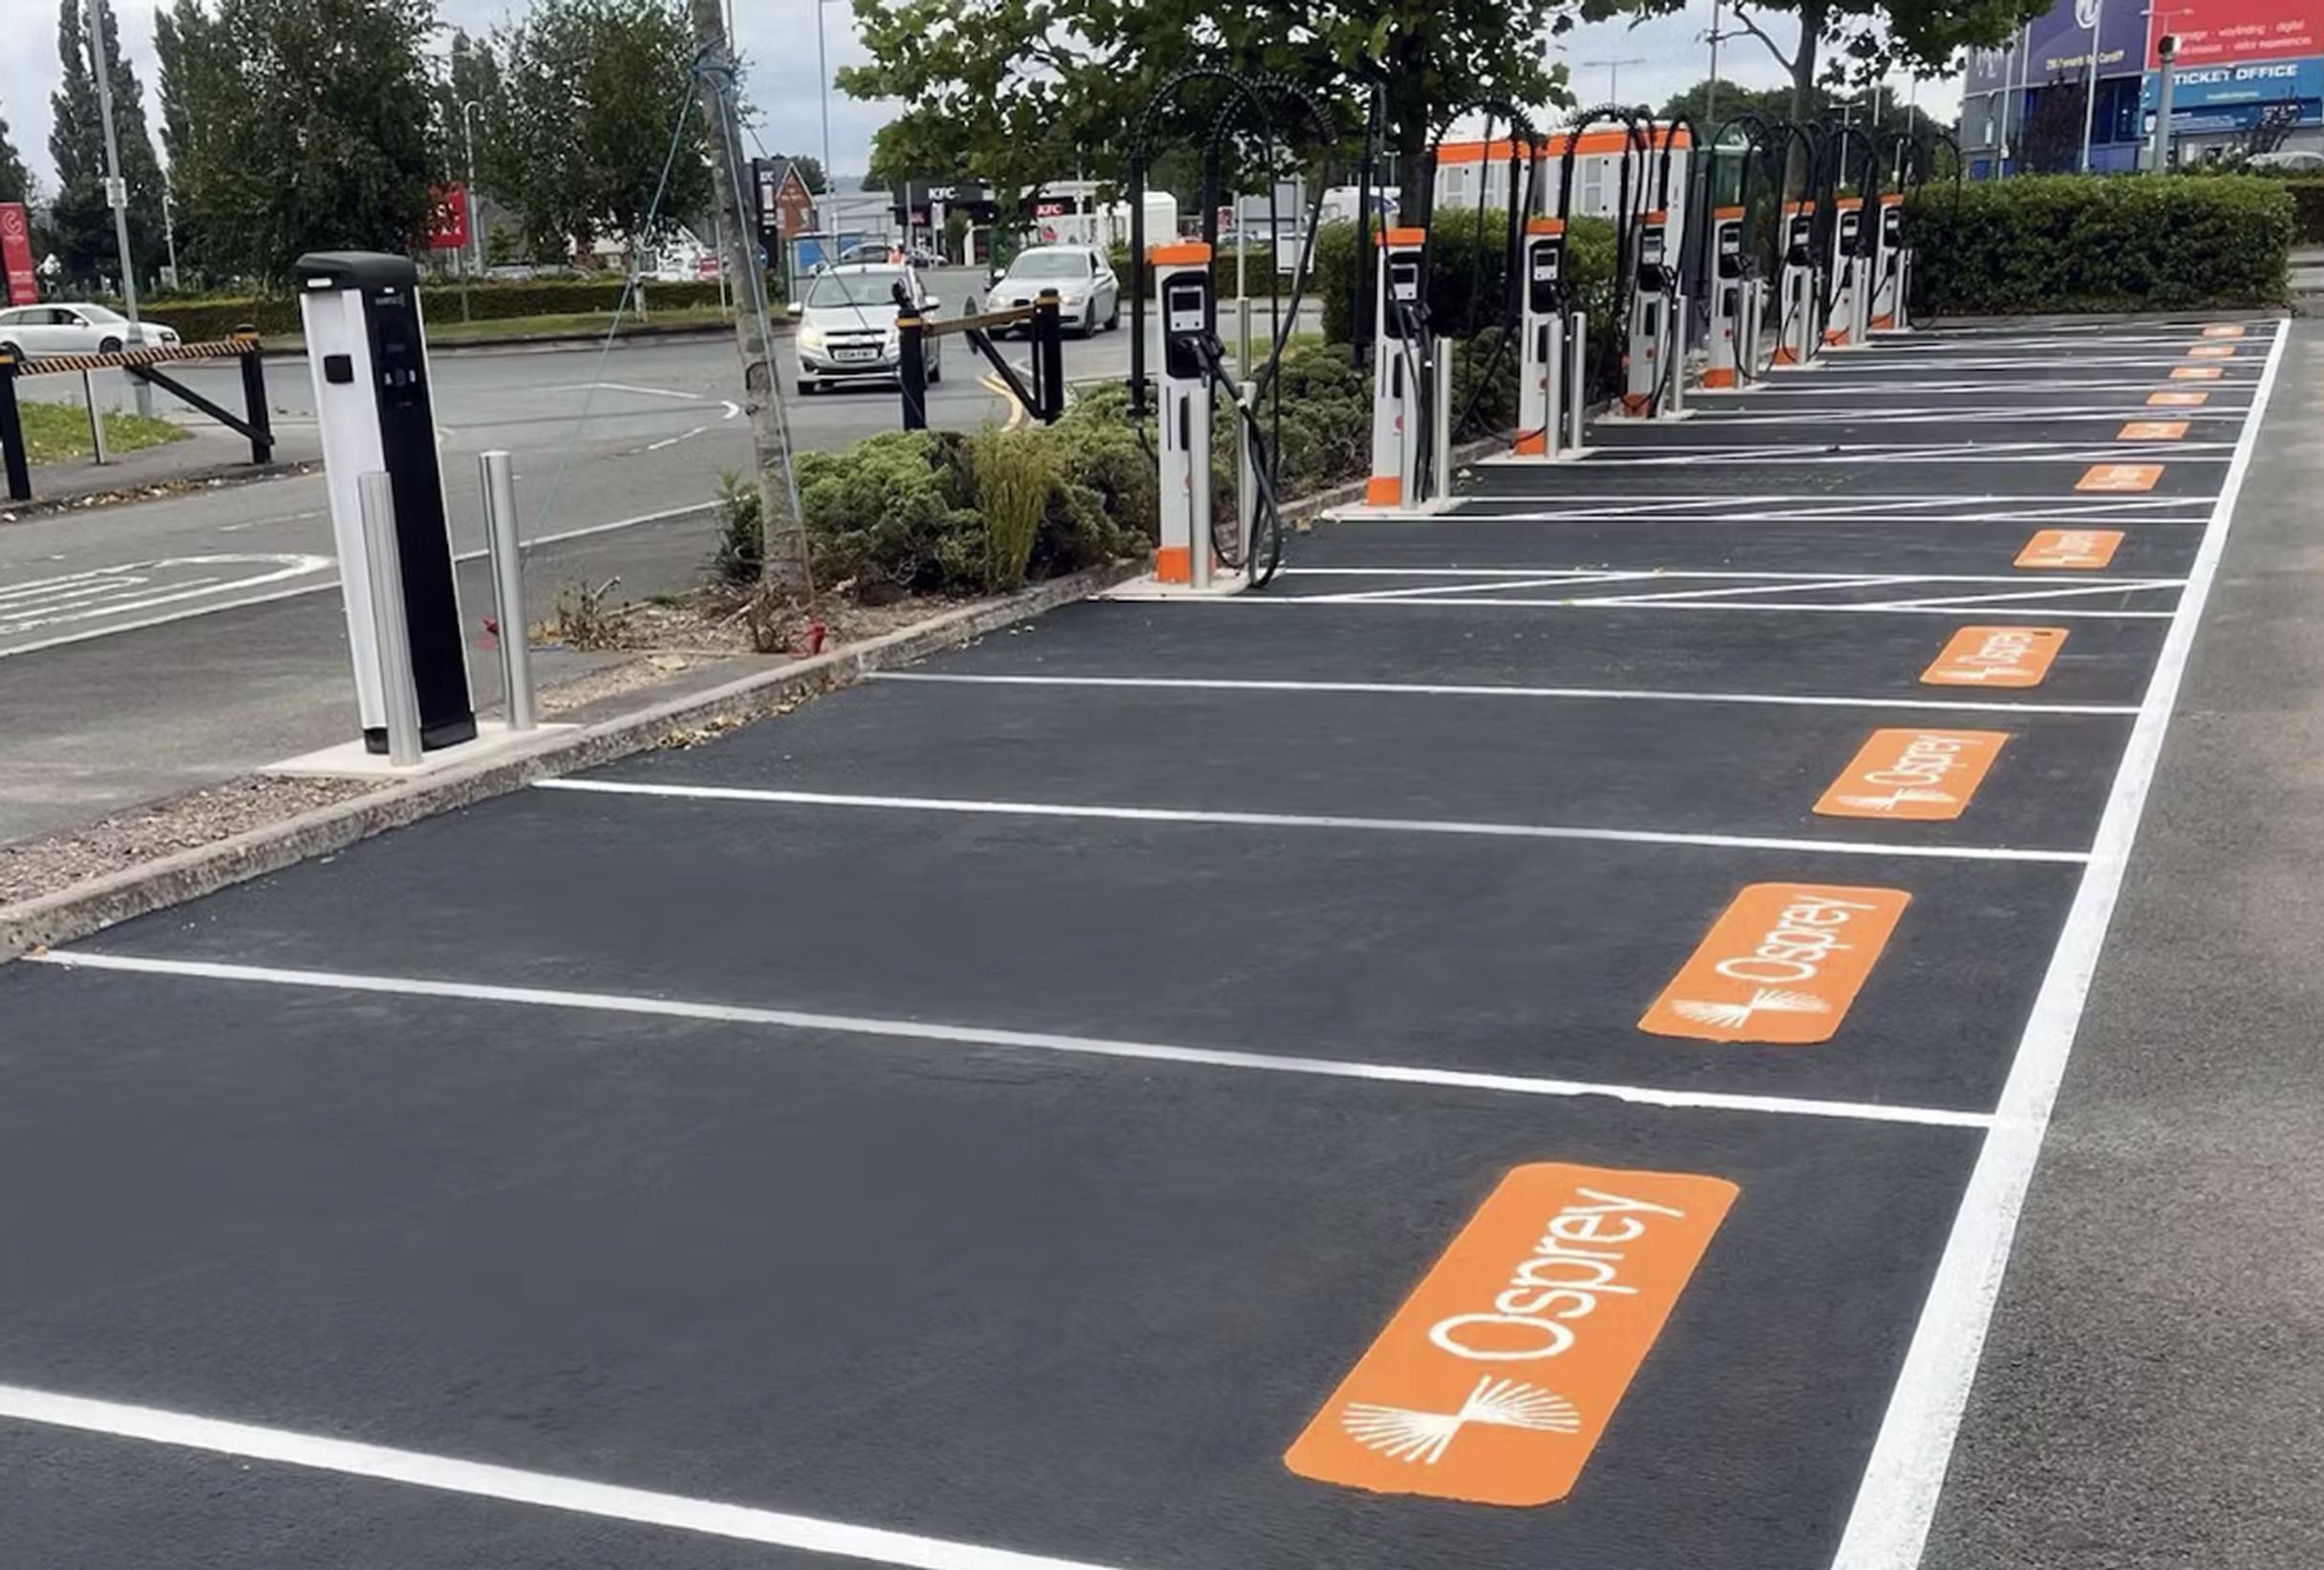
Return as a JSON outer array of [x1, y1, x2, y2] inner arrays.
[[871, 671, 2142, 717], [26, 950, 1998, 1130], [535, 777, 2090, 864], [0, 1381, 1123, 1570], [1829, 323, 2289, 1569]]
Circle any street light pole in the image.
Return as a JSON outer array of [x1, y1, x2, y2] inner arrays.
[[1707, 0, 1723, 124], [1581, 55, 1648, 104], [2079, 0, 2103, 172], [84, 0, 149, 414], [462, 100, 485, 277], [816, 0, 837, 194]]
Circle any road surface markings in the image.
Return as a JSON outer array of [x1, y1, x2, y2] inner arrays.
[[874, 671, 2137, 717], [2170, 366, 2224, 381], [2185, 344, 2236, 359], [0, 1382, 1121, 1570], [2015, 530, 2123, 569], [1638, 883, 1911, 1045], [1921, 626, 2069, 689], [2202, 324, 2246, 338], [24, 950, 1998, 1129], [1830, 308, 2287, 1570], [0, 554, 333, 637], [1815, 731, 2007, 821], [2075, 464, 2161, 493], [2144, 391, 2207, 407], [2115, 420, 2186, 440], [535, 778, 2089, 864], [1284, 1164, 1737, 1507]]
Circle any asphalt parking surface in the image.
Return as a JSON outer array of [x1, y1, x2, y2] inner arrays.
[[0, 311, 2298, 1568]]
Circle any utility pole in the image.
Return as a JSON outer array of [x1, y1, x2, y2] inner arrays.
[[2079, 0, 2104, 173], [160, 164, 180, 289], [1706, 0, 1722, 125], [690, 0, 812, 603], [85, 0, 149, 415], [815, 0, 842, 196]]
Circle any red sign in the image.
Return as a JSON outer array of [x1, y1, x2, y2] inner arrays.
[[0, 203, 34, 306], [695, 255, 721, 280], [2149, 0, 2318, 67], [427, 184, 470, 250]]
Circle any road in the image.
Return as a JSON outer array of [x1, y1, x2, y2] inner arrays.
[[0, 268, 1150, 842]]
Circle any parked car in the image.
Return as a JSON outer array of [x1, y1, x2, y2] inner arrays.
[[906, 243, 942, 268], [836, 240, 900, 265], [2250, 149, 2324, 173], [986, 244, 1119, 335], [786, 262, 943, 394], [0, 303, 181, 359]]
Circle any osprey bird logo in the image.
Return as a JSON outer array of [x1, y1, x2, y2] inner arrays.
[[1668, 987, 1832, 1031], [1829, 785, 1956, 814], [1340, 1377, 1584, 1466]]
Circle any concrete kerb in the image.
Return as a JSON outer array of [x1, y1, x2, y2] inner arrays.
[[0, 561, 1140, 964]]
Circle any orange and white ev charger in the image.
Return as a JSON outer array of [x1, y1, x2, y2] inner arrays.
[[1823, 195, 1869, 349], [1700, 205, 1752, 390], [1774, 202, 1822, 368], [1343, 226, 1453, 516], [1869, 194, 1909, 331]]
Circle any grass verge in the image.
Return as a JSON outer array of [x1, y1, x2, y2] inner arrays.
[[19, 400, 192, 465]]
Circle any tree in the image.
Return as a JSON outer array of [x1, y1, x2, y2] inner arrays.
[[50, 0, 168, 290], [489, 0, 708, 266], [1588, 0, 2047, 133], [0, 104, 30, 203], [155, 0, 438, 283], [0, 102, 30, 205], [1657, 76, 1949, 143], [841, 0, 1574, 218]]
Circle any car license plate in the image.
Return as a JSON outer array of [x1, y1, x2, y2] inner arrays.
[[836, 347, 880, 363]]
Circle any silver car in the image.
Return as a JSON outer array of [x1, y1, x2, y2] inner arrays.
[[0, 302, 181, 359], [788, 263, 944, 394], [987, 244, 1120, 336]]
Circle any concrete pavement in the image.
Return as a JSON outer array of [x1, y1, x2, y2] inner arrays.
[[0, 270, 1145, 843]]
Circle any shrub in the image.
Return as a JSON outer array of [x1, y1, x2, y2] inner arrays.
[[1905, 174, 2292, 315], [795, 429, 986, 595], [2287, 180, 2324, 245], [969, 424, 1054, 591], [711, 471, 762, 585]]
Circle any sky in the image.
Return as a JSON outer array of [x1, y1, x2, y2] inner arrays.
[[0, 0, 1968, 195]]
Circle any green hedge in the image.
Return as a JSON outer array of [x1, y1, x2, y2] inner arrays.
[[144, 278, 730, 341], [2287, 180, 2324, 244], [1905, 175, 2292, 315]]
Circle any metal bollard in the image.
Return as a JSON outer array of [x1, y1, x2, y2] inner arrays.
[[1235, 379, 1258, 572], [82, 370, 108, 463], [1432, 347, 1452, 505], [1544, 315, 1565, 459], [1668, 293, 1688, 416], [1567, 309, 1588, 454], [478, 450, 536, 732], [358, 471, 424, 766]]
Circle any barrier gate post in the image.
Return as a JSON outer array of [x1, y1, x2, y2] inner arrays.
[[1151, 241, 1214, 586], [1515, 216, 1565, 458], [0, 353, 29, 503]]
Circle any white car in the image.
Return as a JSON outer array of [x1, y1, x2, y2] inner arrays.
[[987, 244, 1120, 336], [0, 303, 181, 359], [788, 262, 945, 394]]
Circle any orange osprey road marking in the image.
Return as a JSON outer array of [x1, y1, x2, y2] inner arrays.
[[2146, 391, 2207, 407], [2116, 420, 2187, 440], [1922, 626, 2069, 688], [2185, 344, 2236, 359], [2202, 324, 2246, 338], [1285, 1163, 1737, 1507], [2076, 463, 2161, 493], [2171, 366, 2223, 381], [1815, 730, 2008, 821], [1637, 883, 1910, 1045], [2016, 528, 2123, 568]]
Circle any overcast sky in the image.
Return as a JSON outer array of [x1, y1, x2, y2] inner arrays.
[[0, 0, 1966, 195]]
